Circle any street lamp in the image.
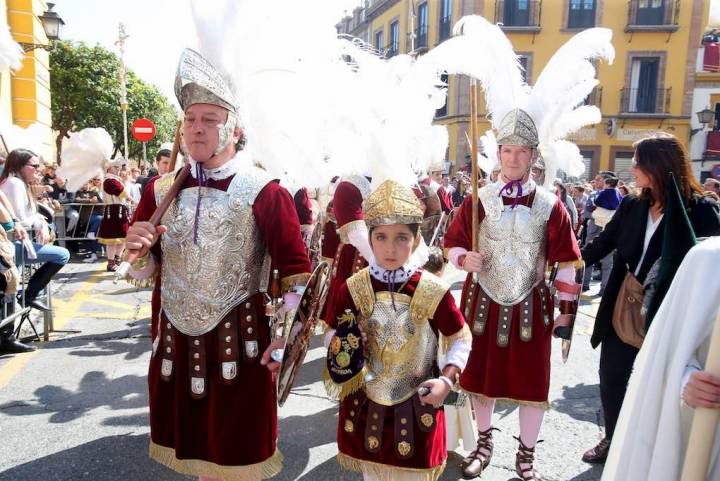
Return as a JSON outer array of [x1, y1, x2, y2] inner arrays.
[[19, 3, 65, 53], [691, 108, 716, 137]]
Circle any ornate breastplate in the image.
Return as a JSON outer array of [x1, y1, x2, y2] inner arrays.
[[157, 167, 272, 336], [347, 269, 448, 406], [476, 185, 556, 306]]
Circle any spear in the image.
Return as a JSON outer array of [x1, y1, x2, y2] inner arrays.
[[470, 79, 479, 256]]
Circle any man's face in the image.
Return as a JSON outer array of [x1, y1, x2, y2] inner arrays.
[[593, 175, 604, 189], [130, 168, 140, 180], [704, 178, 720, 193], [183, 103, 230, 162], [430, 170, 443, 184], [498, 145, 534, 181], [157, 156, 171, 175]]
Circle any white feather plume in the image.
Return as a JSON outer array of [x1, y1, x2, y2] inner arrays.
[[0, 122, 48, 155], [421, 15, 528, 128], [57, 128, 114, 192], [0, 21, 22, 72], [187, 0, 448, 191], [478, 130, 498, 174]]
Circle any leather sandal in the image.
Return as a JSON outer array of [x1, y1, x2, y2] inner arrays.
[[460, 427, 499, 478], [515, 436, 543, 481], [581, 437, 610, 464]]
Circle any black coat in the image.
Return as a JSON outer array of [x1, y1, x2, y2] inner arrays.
[[581, 194, 720, 348]]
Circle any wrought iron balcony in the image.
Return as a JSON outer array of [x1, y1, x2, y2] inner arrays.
[[625, 0, 680, 32], [619, 87, 671, 115], [438, 15, 452, 42], [416, 25, 428, 49], [495, 0, 542, 30]]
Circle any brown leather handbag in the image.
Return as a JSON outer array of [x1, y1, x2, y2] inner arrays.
[[611, 272, 646, 348]]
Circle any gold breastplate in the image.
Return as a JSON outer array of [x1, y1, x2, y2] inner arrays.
[[347, 269, 449, 406]]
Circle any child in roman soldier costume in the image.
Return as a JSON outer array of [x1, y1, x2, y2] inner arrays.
[[433, 16, 613, 480], [98, 160, 130, 271], [325, 180, 471, 481]]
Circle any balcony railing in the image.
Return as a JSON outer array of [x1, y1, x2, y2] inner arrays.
[[416, 25, 428, 49], [495, 0, 542, 30], [625, 0, 680, 32], [385, 42, 399, 58], [620, 87, 671, 115], [704, 130, 720, 160], [438, 15, 452, 42]]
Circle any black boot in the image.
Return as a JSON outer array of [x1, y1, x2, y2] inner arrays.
[[24, 262, 64, 312], [0, 324, 35, 354]]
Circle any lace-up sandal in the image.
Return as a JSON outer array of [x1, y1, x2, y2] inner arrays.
[[515, 436, 543, 481], [460, 427, 499, 478]]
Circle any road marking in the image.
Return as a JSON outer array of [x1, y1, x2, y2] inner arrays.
[[76, 307, 151, 320], [0, 266, 105, 391], [82, 296, 141, 310]]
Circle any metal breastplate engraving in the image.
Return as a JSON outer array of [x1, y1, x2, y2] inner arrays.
[[363, 293, 437, 406], [476, 185, 555, 306], [160, 167, 271, 336]]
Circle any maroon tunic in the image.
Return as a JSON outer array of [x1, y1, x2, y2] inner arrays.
[[321, 181, 368, 322], [98, 176, 129, 244], [443, 191, 580, 404], [327, 271, 465, 474], [133, 172, 311, 476]]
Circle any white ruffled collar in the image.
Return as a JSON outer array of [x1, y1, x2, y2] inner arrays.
[[188, 150, 252, 181], [495, 175, 536, 198]]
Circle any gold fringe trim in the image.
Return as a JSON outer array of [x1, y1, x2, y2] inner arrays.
[[149, 441, 283, 481], [322, 365, 365, 401], [98, 237, 126, 245], [554, 259, 584, 271], [460, 390, 551, 411], [336, 452, 446, 481], [125, 276, 155, 289], [280, 272, 311, 292]]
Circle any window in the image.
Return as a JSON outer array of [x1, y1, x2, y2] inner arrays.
[[636, 0, 665, 25], [417, 2, 428, 48], [518, 55, 531, 83], [628, 57, 659, 112], [388, 21, 399, 56], [375, 29, 384, 53], [504, 0, 531, 27], [568, 0, 596, 28], [579, 150, 594, 181], [439, 0, 452, 41]]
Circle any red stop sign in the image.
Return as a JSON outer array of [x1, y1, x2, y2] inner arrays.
[[131, 118, 157, 142]]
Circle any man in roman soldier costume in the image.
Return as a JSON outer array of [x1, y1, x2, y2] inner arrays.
[[291, 186, 314, 249], [444, 109, 582, 480], [99, 159, 131, 271], [427, 17, 613, 479], [325, 179, 471, 481], [125, 48, 311, 481]]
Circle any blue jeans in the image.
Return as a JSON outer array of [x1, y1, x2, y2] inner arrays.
[[14, 241, 70, 268], [88, 214, 102, 254]]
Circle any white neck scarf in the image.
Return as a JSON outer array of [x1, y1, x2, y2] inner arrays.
[[188, 149, 251, 181]]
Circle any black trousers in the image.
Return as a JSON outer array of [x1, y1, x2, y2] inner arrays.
[[598, 327, 639, 440]]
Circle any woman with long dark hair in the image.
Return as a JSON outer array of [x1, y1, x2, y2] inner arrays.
[[580, 133, 720, 463], [0, 149, 69, 319]]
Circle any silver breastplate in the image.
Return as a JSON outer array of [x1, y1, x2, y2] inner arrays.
[[159, 167, 272, 336], [363, 292, 437, 406], [476, 185, 556, 306]]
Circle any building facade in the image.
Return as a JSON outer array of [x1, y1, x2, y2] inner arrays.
[[1, 0, 55, 161], [338, 0, 708, 182]]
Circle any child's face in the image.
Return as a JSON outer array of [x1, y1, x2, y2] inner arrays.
[[370, 224, 415, 271]]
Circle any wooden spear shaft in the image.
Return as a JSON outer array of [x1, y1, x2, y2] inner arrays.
[[470, 79, 479, 253], [680, 310, 720, 481], [168, 120, 183, 172]]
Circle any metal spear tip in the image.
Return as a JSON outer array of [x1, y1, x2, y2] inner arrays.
[[113, 261, 131, 284]]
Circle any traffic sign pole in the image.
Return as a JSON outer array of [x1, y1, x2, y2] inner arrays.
[[142, 141, 147, 168]]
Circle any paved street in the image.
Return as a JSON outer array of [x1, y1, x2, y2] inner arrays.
[[0, 261, 605, 481]]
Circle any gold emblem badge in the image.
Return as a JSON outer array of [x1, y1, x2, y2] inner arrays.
[[344, 420, 354, 433], [336, 351, 351, 368], [397, 441, 412, 457], [346, 332, 360, 350], [367, 436, 380, 450], [420, 413, 434, 428], [331, 336, 342, 354]]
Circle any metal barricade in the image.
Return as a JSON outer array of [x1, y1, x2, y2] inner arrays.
[[54, 202, 107, 246]]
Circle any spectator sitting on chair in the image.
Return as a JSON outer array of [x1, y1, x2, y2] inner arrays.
[[0, 149, 69, 315]]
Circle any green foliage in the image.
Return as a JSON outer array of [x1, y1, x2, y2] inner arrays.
[[50, 40, 178, 165]]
